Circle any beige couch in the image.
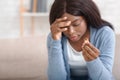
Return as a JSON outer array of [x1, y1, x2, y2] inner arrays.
[[0, 35, 48, 80], [0, 34, 119, 80], [113, 34, 120, 80]]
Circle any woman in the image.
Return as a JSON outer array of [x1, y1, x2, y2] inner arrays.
[[47, 0, 115, 80]]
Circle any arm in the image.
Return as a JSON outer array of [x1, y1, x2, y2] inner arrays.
[[86, 27, 115, 80], [47, 33, 67, 80], [47, 17, 71, 80]]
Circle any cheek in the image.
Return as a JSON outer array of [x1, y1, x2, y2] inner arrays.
[[78, 27, 87, 33], [82, 28, 87, 33]]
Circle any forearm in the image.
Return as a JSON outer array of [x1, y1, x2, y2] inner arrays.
[[47, 35, 67, 80], [87, 57, 113, 80]]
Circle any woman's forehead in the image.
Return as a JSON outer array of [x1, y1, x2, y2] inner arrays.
[[62, 13, 83, 22]]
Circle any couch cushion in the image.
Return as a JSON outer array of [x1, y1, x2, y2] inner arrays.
[[0, 35, 47, 80], [113, 34, 120, 80]]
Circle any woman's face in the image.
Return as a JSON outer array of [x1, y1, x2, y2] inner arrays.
[[62, 13, 88, 42]]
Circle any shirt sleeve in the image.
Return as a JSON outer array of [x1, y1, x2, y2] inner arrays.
[[86, 27, 115, 80], [47, 33, 67, 80]]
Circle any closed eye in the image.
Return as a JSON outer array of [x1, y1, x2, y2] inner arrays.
[[72, 23, 81, 27]]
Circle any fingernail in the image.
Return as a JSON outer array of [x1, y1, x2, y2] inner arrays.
[[64, 28, 67, 30], [64, 17, 67, 19], [84, 38, 89, 43]]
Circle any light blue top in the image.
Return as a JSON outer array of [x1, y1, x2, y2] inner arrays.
[[47, 26, 115, 80]]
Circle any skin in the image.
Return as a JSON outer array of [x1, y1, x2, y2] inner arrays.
[[50, 13, 100, 61]]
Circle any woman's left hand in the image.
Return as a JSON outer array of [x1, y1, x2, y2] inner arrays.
[[82, 39, 100, 61]]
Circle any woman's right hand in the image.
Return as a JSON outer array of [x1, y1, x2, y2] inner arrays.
[[50, 17, 71, 40]]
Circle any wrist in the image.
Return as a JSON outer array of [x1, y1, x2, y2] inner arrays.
[[52, 35, 60, 40]]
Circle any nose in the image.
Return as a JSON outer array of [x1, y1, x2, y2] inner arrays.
[[68, 26, 75, 34]]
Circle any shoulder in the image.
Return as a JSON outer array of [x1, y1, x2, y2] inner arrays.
[[90, 26, 115, 48], [97, 26, 115, 41], [91, 26, 115, 39], [98, 26, 114, 35]]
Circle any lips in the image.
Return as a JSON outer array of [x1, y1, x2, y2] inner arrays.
[[69, 36, 78, 41]]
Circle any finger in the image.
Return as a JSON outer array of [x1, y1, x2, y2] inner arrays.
[[84, 38, 89, 43], [57, 28, 68, 32], [86, 42, 100, 54], [82, 48, 94, 61], [84, 48, 94, 60], [82, 48, 89, 61], [82, 38, 89, 48], [84, 45, 98, 58], [55, 17, 67, 23], [57, 21, 71, 28]]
